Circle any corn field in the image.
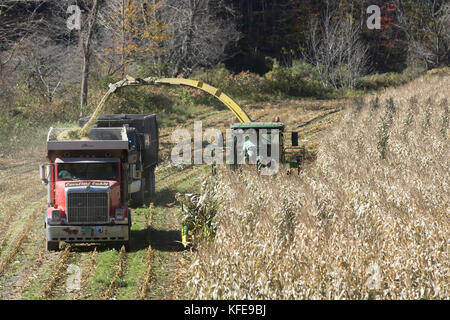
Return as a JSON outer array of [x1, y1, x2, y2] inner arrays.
[[186, 72, 449, 299]]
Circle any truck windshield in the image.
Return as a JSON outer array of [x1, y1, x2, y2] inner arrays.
[[57, 163, 118, 181]]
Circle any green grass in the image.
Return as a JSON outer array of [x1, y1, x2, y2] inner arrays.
[[177, 166, 210, 193], [0, 194, 24, 219], [20, 251, 61, 300], [143, 204, 170, 299], [114, 206, 149, 299], [86, 249, 119, 299], [0, 197, 44, 256]]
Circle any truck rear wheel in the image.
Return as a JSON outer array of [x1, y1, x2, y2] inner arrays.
[[142, 167, 155, 206], [147, 166, 155, 197], [46, 240, 59, 251], [132, 173, 147, 207], [133, 167, 155, 207], [137, 175, 146, 206]]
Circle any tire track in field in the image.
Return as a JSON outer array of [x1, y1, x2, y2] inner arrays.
[[0, 190, 47, 252], [0, 198, 46, 277], [154, 163, 189, 182], [0, 159, 41, 172], [40, 245, 72, 298], [102, 245, 127, 300], [0, 172, 40, 210], [0, 198, 56, 300], [178, 165, 209, 194], [132, 163, 194, 300], [0, 166, 40, 182], [155, 165, 194, 187], [160, 166, 210, 299], [157, 166, 204, 192], [0, 160, 41, 181], [145, 165, 207, 299], [71, 247, 98, 300], [138, 203, 154, 300], [12, 237, 47, 299]]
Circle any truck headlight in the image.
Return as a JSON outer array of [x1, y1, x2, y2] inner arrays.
[[115, 208, 125, 221], [51, 209, 61, 222]]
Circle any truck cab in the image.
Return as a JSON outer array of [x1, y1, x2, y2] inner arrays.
[[45, 157, 130, 251]]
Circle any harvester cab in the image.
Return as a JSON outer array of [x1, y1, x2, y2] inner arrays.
[[229, 120, 304, 174], [230, 121, 284, 171]]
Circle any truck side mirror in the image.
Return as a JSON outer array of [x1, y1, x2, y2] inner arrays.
[[40, 164, 49, 185]]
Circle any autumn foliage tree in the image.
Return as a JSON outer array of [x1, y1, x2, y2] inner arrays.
[[98, 0, 168, 76], [366, 1, 408, 72]]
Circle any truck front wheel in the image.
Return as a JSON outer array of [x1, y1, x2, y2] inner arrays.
[[46, 240, 60, 251]]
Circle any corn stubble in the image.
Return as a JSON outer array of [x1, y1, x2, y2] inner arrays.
[[186, 73, 449, 299]]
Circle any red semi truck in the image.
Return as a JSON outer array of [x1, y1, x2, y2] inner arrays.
[[40, 114, 158, 251]]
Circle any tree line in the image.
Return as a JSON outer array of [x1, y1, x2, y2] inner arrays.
[[0, 0, 448, 111], [229, 0, 449, 73]]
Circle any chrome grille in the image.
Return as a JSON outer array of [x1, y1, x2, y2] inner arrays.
[[67, 191, 109, 224]]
